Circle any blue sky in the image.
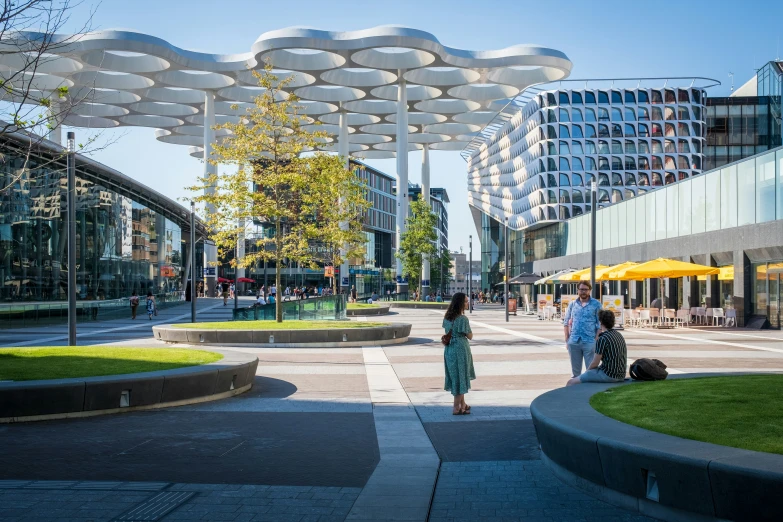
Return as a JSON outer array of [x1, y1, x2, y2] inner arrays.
[[61, 0, 783, 254]]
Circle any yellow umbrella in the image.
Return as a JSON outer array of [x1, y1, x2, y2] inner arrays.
[[617, 258, 719, 279], [559, 265, 609, 282], [596, 262, 639, 281], [534, 269, 574, 285], [697, 266, 733, 281]]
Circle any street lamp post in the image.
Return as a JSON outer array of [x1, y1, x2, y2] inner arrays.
[[190, 201, 196, 322], [468, 235, 472, 313], [590, 181, 598, 298], [504, 217, 509, 323], [66, 132, 77, 346]]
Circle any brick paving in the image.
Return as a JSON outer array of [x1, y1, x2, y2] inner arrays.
[[1, 304, 781, 520]]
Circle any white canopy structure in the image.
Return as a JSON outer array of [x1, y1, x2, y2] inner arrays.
[[1, 26, 572, 290]]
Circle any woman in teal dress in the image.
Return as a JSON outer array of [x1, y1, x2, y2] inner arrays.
[[442, 292, 475, 415]]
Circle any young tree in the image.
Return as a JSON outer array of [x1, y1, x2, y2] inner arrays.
[[188, 64, 367, 322], [396, 197, 437, 297]]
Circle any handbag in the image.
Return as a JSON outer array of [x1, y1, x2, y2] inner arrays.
[[441, 321, 455, 346]]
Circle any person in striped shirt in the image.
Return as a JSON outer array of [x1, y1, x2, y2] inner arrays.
[[567, 309, 627, 386]]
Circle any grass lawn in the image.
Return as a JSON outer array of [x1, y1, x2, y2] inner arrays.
[[172, 320, 387, 330], [347, 303, 382, 309], [590, 375, 783, 455], [0, 347, 222, 382]]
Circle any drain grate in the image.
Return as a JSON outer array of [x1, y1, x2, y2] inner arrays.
[[114, 490, 195, 521]]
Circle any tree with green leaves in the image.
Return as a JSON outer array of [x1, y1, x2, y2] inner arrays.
[[396, 197, 437, 296], [430, 248, 454, 295], [188, 64, 369, 322]]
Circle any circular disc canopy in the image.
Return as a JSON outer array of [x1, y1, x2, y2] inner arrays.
[[4, 26, 571, 151]]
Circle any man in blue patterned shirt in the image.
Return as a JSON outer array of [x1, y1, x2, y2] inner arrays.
[[562, 280, 602, 377]]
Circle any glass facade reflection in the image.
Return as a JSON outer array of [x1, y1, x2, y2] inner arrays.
[[0, 137, 190, 304]]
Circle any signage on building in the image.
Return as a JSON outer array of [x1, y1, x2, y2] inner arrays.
[[160, 266, 176, 277], [538, 294, 553, 309], [324, 266, 334, 277], [203, 267, 217, 277], [561, 294, 578, 311]]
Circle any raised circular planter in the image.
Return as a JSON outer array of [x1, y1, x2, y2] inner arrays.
[[389, 302, 448, 310], [346, 306, 390, 316], [153, 322, 412, 347], [530, 381, 783, 522], [0, 349, 258, 423]]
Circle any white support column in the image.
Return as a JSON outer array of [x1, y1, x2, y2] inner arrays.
[[338, 108, 351, 295], [395, 76, 409, 294], [421, 144, 431, 297], [203, 90, 218, 297]]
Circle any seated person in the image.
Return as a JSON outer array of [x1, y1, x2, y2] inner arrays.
[[435, 294, 443, 303], [255, 295, 266, 306], [567, 309, 627, 386], [268, 294, 275, 305]]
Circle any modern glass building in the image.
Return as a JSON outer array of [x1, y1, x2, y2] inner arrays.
[[0, 130, 203, 324], [407, 184, 449, 254]]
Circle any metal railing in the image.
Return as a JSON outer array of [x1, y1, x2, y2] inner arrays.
[[232, 294, 347, 321], [0, 292, 185, 329]]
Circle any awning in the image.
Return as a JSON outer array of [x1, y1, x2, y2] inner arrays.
[[559, 266, 609, 282], [595, 261, 639, 281], [534, 269, 575, 285], [508, 273, 540, 285]]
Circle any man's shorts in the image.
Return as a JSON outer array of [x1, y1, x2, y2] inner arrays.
[[579, 368, 624, 383]]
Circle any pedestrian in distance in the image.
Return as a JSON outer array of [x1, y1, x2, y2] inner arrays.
[[442, 292, 475, 415], [222, 281, 230, 306], [146, 291, 156, 320], [130, 291, 139, 320], [562, 280, 602, 377]]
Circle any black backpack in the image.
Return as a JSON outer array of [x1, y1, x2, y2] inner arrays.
[[629, 358, 669, 381]]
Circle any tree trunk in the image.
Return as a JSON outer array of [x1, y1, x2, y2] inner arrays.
[[275, 220, 283, 323]]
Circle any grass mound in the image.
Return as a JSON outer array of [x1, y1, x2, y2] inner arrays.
[[172, 320, 387, 330], [347, 303, 382, 309], [0, 347, 222, 382], [590, 375, 783, 455]]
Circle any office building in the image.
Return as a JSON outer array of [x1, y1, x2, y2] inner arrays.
[[407, 184, 449, 254]]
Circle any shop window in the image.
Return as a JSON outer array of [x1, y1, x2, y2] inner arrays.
[[638, 124, 649, 137], [638, 90, 649, 103], [572, 141, 584, 155], [585, 108, 596, 121], [651, 139, 663, 153], [585, 91, 596, 104], [559, 141, 569, 155], [599, 173, 610, 186], [585, 124, 597, 138], [652, 156, 663, 169], [612, 172, 623, 185], [598, 124, 610, 137], [625, 91, 636, 104], [625, 173, 637, 185], [625, 156, 637, 169], [665, 139, 676, 153], [611, 91, 622, 103], [572, 158, 584, 170], [559, 92, 569, 105], [585, 141, 597, 154], [665, 89, 676, 103], [652, 172, 663, 186], [637, 107, 650, 121], [571, 125, 584, 138], [624, 140, 637, 154], [611, 108, 623, 121], [624, 124, 636, 136], [652, 106, 663, 120], [665, 172, 677, 184], [598, 91, 609, 104], [611, 124, 623, 137], [559, 108, 570, 122], [638, 140, 650, 154], [559, 125, 570, 138], [572, 108, 583, 122], [638, 157, 650, 169]]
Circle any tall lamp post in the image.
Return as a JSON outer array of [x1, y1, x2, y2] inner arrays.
[[66, 132, 77, 346], [190, 201, 196, 323], [468, 235, 472, 313], [504, 217, 509, 323], [590, 181, 598, 298]]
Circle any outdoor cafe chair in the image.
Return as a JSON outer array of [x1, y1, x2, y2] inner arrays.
[[695, 307, 707, 325], [639, 309, 651, 327], [648, 308, 660, 326], [676, 309, 689, 328], [712, 308, 725, 326], [664, 309, 677, 327], [706, 307, 715, 324], [725, 308, 737, 327]]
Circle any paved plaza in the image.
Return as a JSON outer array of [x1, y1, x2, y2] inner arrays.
[[2, 304, 782, 521]]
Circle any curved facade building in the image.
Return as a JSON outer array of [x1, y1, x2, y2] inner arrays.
[[467, 85, 708, 232]]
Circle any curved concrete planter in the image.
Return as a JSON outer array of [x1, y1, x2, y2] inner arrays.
[[390, 302, 448, 310], [0, 349, 258, 423], [153, 322, 412, 347], [346, 306, 390, 316], [531, 382, 783, 522]]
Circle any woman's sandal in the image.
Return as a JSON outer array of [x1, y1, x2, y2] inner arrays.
[[452, 409, 464, 415], [463, 405, 471, 412]]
